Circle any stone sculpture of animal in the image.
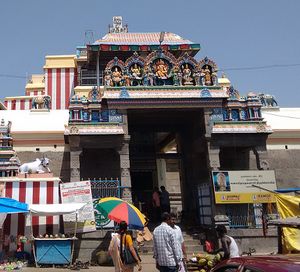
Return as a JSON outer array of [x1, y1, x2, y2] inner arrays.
[[258, 93, 278, 107], [32, 95, 51, 110], [19, 157, 51, 174]]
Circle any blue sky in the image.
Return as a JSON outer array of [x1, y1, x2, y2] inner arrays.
[[0, 0, 299, 107]]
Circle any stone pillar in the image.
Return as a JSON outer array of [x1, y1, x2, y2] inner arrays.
[[119, 109, 132, 202], [156, 158, 167, 188], [204, 109, 220, 170], [70, 148, 82, 182], [119, 137, 132, 202], [207, 143, 220, 170]]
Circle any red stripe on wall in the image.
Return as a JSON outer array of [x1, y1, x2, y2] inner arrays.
[[34, 90, 38, 96], [56, 68, 61, 109], [12, 100, 16, 110], [20, 99, 25, 110], [47, 69, 52, 109], [3, 182, 13, 252], [32, 182, 40, 236], [17, 182, 26, 235], [74, 68, 78, 88], [46, 181, 54, 234], [65, 68, 70, 109], [18, 182, 26, 250]]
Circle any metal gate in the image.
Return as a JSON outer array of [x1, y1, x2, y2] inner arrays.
[[197, 183, 214, 225], [90, 179, 121, 199]]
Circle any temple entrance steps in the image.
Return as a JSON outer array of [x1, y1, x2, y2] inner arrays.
[[73, 229, 204, 262], [138, 231, 204, 255]]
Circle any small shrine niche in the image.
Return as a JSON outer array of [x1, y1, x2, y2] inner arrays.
[[198, 57, 218, 86], [180, 63, 194, 86], [104, 57, 125, 87], [111, 66, 123, 87]]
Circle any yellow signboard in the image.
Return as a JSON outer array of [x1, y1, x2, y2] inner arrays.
[[212, 170, 277, 204]]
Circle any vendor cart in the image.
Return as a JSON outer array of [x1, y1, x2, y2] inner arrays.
[[29, 203, 87, 267], [268, 216, 300, 254]]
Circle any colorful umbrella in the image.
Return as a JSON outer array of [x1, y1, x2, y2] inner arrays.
[[95, 197, 146, 230]]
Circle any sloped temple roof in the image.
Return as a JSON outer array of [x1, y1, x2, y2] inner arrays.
[[93, 32, 198, 46]]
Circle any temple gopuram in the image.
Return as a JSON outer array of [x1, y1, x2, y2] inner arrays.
[[3, 16, 300, 256]]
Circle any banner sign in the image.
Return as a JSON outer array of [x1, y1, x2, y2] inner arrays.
[[60, 180, 96, 233], [93, 199, 114, 229], [212, 170, 277, 204]]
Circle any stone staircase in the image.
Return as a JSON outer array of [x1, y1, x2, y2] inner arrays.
[[138, 231, 204, 255], [73, 229, 204, 262]]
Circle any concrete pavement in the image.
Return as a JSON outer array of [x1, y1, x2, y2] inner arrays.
[[22, 255, 157, 272]]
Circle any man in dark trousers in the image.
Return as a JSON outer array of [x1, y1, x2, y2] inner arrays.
[[160, 186, 170, 213]]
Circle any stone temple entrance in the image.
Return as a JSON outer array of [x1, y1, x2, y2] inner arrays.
[[127, 108, 210, 222]]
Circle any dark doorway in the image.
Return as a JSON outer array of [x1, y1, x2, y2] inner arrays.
[[127, 108, 209, 219], [130, 171, 154, 218]]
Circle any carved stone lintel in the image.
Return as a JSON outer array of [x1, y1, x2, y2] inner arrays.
[[121, 168, 130, 177], [207, 143, 220, 170], [121, 187, 132, 202], [120, 158, 130, 169], [70, 168, 80, 182]]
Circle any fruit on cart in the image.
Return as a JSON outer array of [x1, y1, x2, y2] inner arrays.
[[198, 258, 207, 266], [187, 252, 223, 272]]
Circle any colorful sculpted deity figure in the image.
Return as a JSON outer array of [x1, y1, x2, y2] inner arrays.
[[211, 71, 218, 86], [201, 65, 212, 86], [144, 66, 154, 86], [155, 59, 169, 79], [130, 63, 143, 86], [112, 67, 123, 86], [182, 64, 193, 85], [193, 70, 201, 86], [104, 69, 112, 86], [130, 64, 142, 79], [171, 66, 180, 86]]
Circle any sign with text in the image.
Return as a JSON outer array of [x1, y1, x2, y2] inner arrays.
[[60, 180, 96, 233], [212, 170, 277, 204]]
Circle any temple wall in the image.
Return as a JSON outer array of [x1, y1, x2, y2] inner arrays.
[[16, 151, 70, 182], [250, 149, 300, 189]]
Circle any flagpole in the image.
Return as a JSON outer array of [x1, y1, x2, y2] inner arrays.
[[251, 184, 279, 194]]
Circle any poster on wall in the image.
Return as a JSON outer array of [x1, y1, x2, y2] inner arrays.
[[60, 180, 96, 233], [93, 199, 114, 229], [212, 170, 277, 204]]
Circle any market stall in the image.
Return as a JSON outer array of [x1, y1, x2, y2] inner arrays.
[[28, 202, 87, 267], [268, 216, 300, 254]]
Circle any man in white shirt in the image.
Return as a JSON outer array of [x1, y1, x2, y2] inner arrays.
[[215, 225, 240, 259], [169, 213, 187, 272], [153, 212, 181, 272]]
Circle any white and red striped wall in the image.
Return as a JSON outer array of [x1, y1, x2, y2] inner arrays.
[[1, 178, 60, 252], [25, 90, 45, 96], [45, 68, 77, 110], [4, 98, 33, 110]]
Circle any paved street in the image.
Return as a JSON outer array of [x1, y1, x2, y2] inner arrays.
[[22, 255, 156, 272]]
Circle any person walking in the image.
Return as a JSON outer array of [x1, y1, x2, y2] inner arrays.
[[108, 221, 142, 272], [169, 213, 187, 272], [160, 186, 170, 213], [215, 225, 239, 259], [153, 212, 181, 272], [152, 186, 161, 222]]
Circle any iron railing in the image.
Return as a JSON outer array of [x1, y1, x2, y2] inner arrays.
[[80, 70, 104, 86], [90, 179, 121, 199]]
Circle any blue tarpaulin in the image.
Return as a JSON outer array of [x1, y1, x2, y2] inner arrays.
[[0, 197, 29, 213]]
